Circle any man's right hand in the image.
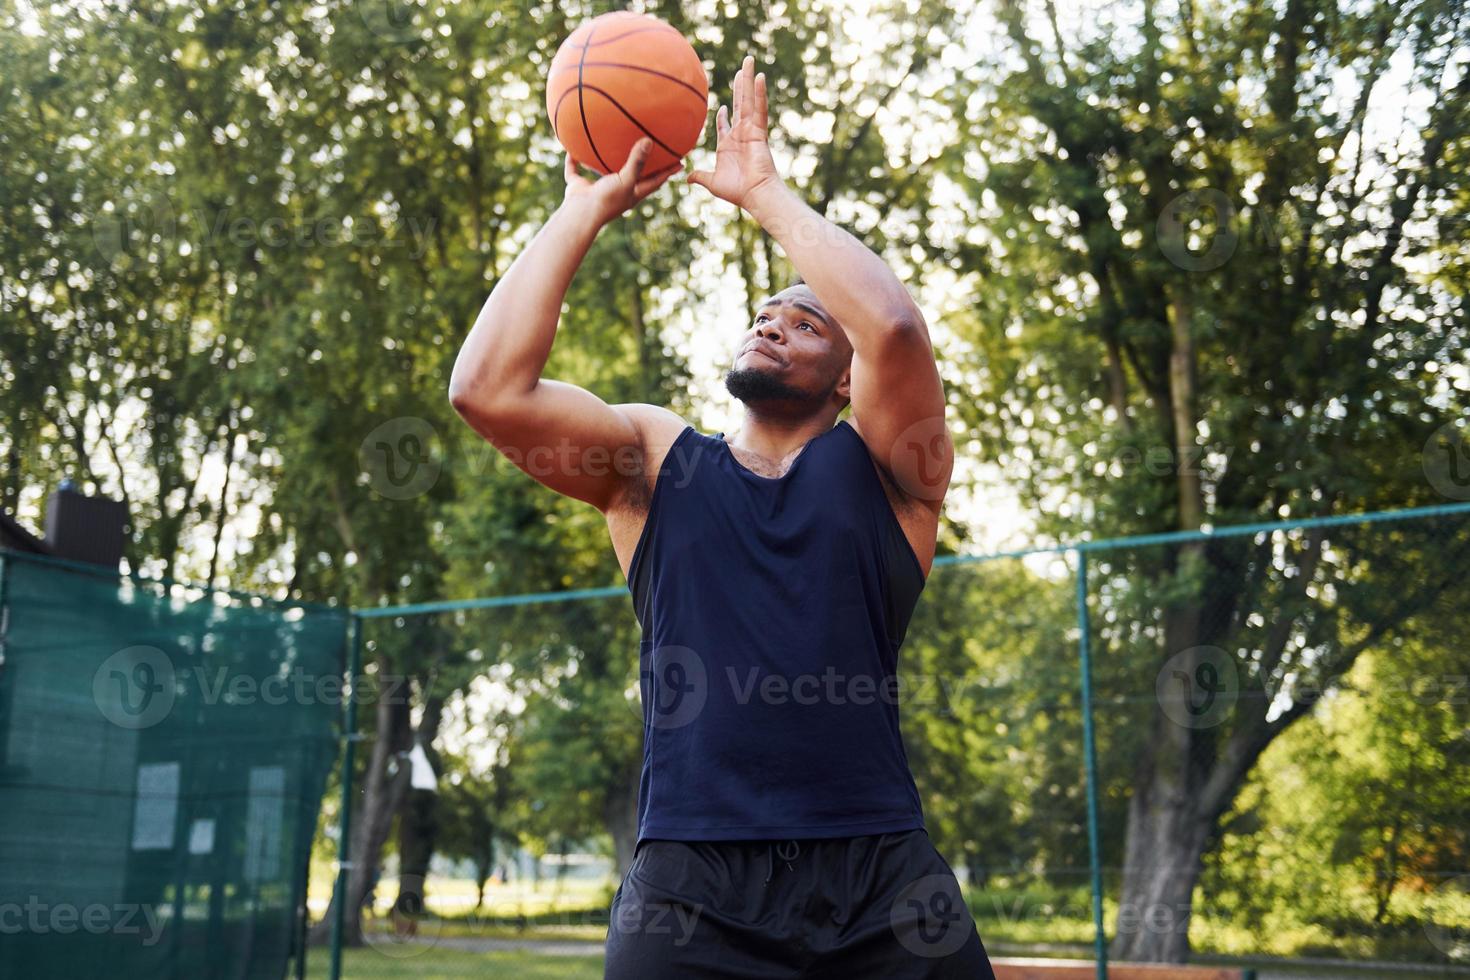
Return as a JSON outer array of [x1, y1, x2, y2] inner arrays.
[[563, 137, 677, 227]]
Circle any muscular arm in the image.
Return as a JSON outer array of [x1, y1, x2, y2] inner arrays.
[[746, 181, 953, 507], [451, 199, 600, 406], [688, 57, 952, 507], [449, 141, 675, 512], [746, 182, 924, 341]]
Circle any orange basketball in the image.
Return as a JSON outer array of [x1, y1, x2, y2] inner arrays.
[[546, 11, 709, 180]]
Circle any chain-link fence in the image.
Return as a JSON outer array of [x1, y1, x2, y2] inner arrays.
[[319, 502, 1470, 979], [1083, 506, 1470, 968], [319, 588, 644, 977]]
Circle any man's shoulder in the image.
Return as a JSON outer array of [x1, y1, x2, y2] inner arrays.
[[611, 403, 692, 448], [601, 404, 695, 518]]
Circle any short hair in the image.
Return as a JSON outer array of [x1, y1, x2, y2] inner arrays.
[[786, 274, 806, 289]]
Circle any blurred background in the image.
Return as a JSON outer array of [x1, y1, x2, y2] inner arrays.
[[1, 0, 1468, 977]]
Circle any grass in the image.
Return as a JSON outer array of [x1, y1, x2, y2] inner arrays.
[[971, 883, 1470, 968], [297, 937, 1468, 980], [304, 871, 1470, 973], [305, 946, 603, 979], [308, 867, 610, 923]]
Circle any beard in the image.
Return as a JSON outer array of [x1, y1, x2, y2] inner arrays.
[[723, 365, 823, 406]]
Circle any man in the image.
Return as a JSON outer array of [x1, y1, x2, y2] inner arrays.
[[450, 55, 995, 979]]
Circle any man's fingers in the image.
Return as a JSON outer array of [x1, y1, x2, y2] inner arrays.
[[620, 137, 653, 183], [716, 104, 730, 141], [686, 168, 713, 190], [755, 72, 768, 132], [732, 58, 745, 125], [736, 57, 747, 123], [633, 165, 677, 199], [737, 55, 754, 124]]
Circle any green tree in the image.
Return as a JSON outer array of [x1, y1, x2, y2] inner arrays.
[[941, 0, 1470, 961], [904, 558, 1088, 892], [437, 752, 517, 910], [1202, 620, 1470, 947]]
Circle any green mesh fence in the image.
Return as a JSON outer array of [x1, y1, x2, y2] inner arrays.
[[324, 504, 1470, 979], [0, 549, 348, 980]]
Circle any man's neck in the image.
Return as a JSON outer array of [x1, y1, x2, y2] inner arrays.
[[725, 409, 841, 463]]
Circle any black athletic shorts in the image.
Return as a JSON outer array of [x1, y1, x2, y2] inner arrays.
[[604, 829, 997, 978]]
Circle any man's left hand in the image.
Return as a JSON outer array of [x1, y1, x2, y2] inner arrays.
[[687, 55, 786, 211]]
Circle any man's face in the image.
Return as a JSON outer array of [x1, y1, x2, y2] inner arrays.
[[724, 285, 852, 409]]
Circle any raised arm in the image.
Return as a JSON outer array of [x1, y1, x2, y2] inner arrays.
[[687, 56, 953, 507], [449, 139, 678, 512]]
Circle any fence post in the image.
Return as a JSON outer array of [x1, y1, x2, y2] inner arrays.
[[329, 614, 363, 980], [1075, 549, 1108, 980]]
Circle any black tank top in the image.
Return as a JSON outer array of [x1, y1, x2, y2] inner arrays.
[[627, 419, 927, 841]]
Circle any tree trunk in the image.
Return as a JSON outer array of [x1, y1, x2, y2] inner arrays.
[[393, 697, 445, 924], [964, 846, 988, 889], [1372, 785, 1408, 924], [475, 859, 490, 910], [206, 410, 238, 590], [1110, 593, 1214, 963], [602, 758, 640, 879], [1165, 287, 1202, 531], [392, 788, 438, 930], [1110, 275, 1212, 958], [309, 669, 413, 946], [629, 278, 648, 398], [1110, 756, 1213, 962]]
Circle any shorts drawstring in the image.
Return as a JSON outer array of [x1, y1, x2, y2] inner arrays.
[[763, 840, 802, 887]]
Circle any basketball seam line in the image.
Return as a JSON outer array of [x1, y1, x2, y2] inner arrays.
[[549, 61, 708, 104], [576, 83, 687, 162], [578, 24, 611, 174], [549, 68, 702, 134], [551, 85, 577, 138]]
